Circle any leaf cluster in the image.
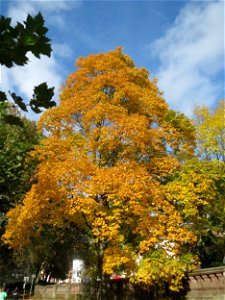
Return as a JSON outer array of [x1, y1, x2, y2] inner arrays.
[[193, 100, 225, 162], [0, 13, 56, 116], [0, 13, 51, 67]]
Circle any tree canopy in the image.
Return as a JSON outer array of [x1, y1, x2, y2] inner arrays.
[[3, 48, 198, 292], [187, 101, 225, 267], [166, 100, 225, 268]]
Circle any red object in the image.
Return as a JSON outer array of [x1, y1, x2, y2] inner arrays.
[[111, 275, 122, 280]]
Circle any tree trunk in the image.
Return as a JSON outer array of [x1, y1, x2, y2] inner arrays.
[[96, 242, 104, 300], [34, 261, 45, 285]]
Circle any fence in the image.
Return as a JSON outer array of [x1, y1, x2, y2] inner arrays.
[[34, 266, 225, 300]]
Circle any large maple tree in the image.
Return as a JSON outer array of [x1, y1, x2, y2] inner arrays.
[[4, 48, 197, 292]]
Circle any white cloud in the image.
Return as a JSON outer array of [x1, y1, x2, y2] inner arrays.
[[2, 53, 62, 98], [1, 0, 80, 120], [6, 0, 82, 27], [1, 41, 74, 106], [1, 40, 74, 100], [151, 1, 224, 116], [1, 42, 74, 121], [7, 0, 77, 14], [1, 51, 63, 120]]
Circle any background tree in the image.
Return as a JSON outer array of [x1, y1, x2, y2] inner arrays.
[[193, 100, 225, 162], [0, 100, 40, 284], [166, 100, 225, 267], [0, 12, 56, 116], [192, 101, 225, 266], [0, 103, 39, 212], [0, 12, 58, 283], [4, 48, 198, 295]]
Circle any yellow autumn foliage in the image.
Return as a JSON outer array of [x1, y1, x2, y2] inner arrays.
[[3, 48, 197, 290]]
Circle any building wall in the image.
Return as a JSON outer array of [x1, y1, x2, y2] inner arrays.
[[186, 266, 225, 300]]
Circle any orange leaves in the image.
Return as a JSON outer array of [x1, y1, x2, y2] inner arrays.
[[91, 212, 121, 243], [3, 48, 200, 289], [3, 185, 47, 249]]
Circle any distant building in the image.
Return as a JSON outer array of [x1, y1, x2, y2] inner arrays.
[[72, 259, 83, 283]]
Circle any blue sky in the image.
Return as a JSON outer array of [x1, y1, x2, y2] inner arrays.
[[1, 0, 224, 120]]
